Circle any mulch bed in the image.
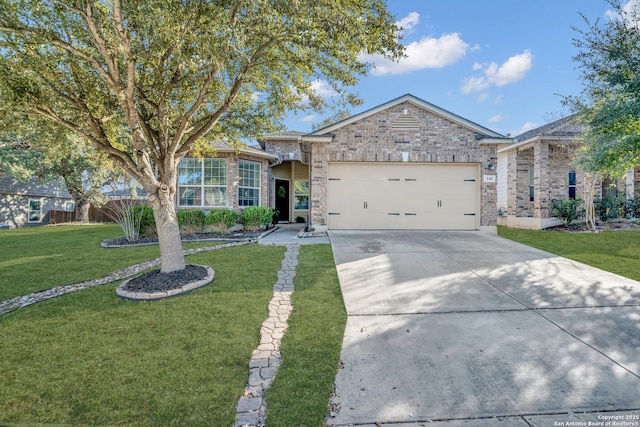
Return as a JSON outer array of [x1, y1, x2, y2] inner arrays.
[[103, 231, 262, 247], [546, 221, 640, 232], [121, 265, 209, 293]]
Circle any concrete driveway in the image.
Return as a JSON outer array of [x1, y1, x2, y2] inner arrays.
[[327, 231, 640, 426]]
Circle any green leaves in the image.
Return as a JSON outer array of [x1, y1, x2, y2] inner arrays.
[[1, 0, 402, 183], [568, 0, 640, 177]]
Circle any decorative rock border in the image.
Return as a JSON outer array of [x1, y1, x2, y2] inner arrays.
[[0, 240, 253, 316], [115, 265, 215, 301], [235, 244, 300, 427]]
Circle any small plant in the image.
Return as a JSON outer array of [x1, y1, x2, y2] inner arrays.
[[625, 198, 640, 218], [594, 195, 625, 222], [242, 206, 274, 231], [177, 209, 205, 235], [205, 209, 239, 232], [550, 198, 584, 226], [131, 205, 156, 237], [177, 209, 205, 227]]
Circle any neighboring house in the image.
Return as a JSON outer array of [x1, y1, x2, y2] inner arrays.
[[256, 94, 510, 231], [497, 115, 640, 229], [0, 177, 74, 228]]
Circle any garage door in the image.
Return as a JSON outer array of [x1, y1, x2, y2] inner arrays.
[[327, 162, 480, 230]]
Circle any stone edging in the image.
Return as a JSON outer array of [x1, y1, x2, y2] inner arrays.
[[115, 265, 215, 301], [0, 240, 254, 316], [235, 244, 300, 427]]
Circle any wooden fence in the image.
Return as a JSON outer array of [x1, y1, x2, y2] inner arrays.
[[49, 199, 148, 224]]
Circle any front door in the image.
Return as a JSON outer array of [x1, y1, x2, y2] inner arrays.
[[275, 179, 290, 223]]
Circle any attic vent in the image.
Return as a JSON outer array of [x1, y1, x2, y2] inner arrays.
[[391, 114, 420, 132]]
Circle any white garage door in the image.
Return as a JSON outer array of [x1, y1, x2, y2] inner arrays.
[[327, 162, 480, 230]]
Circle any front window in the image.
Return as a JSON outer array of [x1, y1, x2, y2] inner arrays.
[[178, 158, 226, 207], [28, 199, 43, 223], [238, 160, 260, 207], [602, 177, 618, 199], [568, 171, 577, 199], [294, 180, 309, 210]]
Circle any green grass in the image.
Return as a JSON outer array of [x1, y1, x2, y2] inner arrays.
[[0, 243, 285, 426], [0, 224, 229, 300], [267, 245, 347, 426], [498, 226, 640, 281]]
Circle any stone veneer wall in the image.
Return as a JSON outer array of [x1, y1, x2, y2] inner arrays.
[[308, 101, 498, 228], [264, 141, 302, 162], [510, 147, 534, 217]]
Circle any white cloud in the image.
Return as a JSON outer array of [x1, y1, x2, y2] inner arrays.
[[296, 79, 338, 107], [364, 32, 470, 76], [605, 0, 640, 26], [309, 79, 337, 99], [477, 93, 489, 103], [397, 12, 420, 34], [489, 114, 507, 123], [461, 50, 534, 94], [512, 121, 540, 137], [300, 114, 316, 123]]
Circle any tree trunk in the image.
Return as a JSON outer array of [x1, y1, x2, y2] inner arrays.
[[149, 196, 186, 273], [75, 199, 91, 223]]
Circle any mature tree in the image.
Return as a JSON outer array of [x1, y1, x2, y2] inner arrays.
[[0, 0, 403, 273], [312, 109, 352, 131], [0, 114, 118, 222], [565, 0, 640, 177]]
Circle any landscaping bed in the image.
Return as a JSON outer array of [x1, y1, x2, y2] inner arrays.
[[545, 220, 640, 233], [101, 230, 263, 247]]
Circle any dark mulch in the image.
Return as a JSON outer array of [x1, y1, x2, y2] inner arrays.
[[103, 232, 261, 247], [122, 265, 209, 293], [546, 221, 640, 232]]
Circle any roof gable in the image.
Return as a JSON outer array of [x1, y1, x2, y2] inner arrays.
[[308, 93, 506, 138], [514, 114, 584, 142]]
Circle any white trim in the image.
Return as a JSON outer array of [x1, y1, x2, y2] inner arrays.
[[28, 198, 43, 223], [497, 135, 577, 153], [238, 159, 261, 207], [177, 158, 227, 208]]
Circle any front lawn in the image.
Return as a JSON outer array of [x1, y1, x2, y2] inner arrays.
[[0, 243, 284, 426], [267, 245, 347, 425], [0, 225, 347, 426], [0, 224, 228, 300], [498, 226, 640, 281]]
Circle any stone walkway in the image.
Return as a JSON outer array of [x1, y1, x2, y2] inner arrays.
[[235, 244, 300, 427]]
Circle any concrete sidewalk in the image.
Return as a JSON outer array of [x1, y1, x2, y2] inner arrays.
[[327, 231, 640, 426], [258, 223, 330, 245]]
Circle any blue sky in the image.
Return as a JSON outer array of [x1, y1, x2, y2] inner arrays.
[[283, 0, 626, 137]]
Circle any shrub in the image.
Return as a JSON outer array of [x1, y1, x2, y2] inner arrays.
[[242, 206, 274, 231], [550, 198, 584, 226], [625, 198, 640, 218], [205, 209, 240, 231], [177, 210, 205, 227], [131, 205, 155, 237], [594, 195, 625, 222], [176, 210, 205, 235]]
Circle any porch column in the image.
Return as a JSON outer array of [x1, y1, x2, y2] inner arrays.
[[506, 150, 518, 216], [626, 169, 635, 200], [533, 142, 550, 218]]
